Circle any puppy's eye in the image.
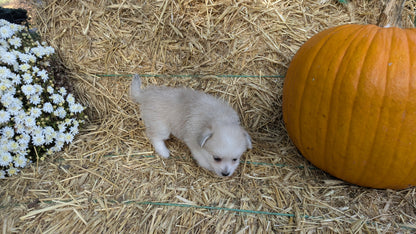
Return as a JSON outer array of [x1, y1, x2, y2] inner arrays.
[[213, 156, 222, 162], [232, 158, 238, 162]]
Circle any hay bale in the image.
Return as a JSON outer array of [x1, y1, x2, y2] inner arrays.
[[1, 0, 416, 233]]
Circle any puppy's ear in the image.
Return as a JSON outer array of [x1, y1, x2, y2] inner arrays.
[[244, 130, 252, 149], [198, 127, 213, 148]]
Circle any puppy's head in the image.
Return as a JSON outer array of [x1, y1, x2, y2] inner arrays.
[[198, 124, 252, 177]]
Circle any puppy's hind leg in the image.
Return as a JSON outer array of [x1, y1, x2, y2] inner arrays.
[[152, 139, 170, 158], [147, 125, 171, 158]]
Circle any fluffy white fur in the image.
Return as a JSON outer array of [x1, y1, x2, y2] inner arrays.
[[130, 74, 252, 177]]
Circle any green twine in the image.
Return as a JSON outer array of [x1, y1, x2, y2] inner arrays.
[[102, 153, 317, 170], [96, 74, 285, 78], [125, 200, 306, 218]]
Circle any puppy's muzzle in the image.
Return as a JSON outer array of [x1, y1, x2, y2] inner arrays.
[[221, 171, 230, 176]]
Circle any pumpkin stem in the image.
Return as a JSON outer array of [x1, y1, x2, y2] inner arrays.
[[377, 0, 406, 27]]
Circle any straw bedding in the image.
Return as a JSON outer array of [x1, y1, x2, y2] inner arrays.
[[1, 0, 416, 232]]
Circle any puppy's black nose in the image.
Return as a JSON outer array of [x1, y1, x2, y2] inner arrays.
[[222, 172, 230, 176]]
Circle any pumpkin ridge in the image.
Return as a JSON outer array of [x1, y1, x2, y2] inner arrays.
[[375, 28, 411, 188], [341, 26, 387, 183], [353, 27, 398, 186], [394, 29, 416, 188], [384, 29, 416, 189], [318, 25, 378, 179], [285, 25, 347, 151], [320, 25, 373, 172]]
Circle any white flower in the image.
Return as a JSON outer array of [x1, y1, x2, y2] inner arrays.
[[6, 100, 23, 115], [13, 155, 28, 168], [43, 126, 56, 144], [32, 66, 39, 73], [0, 66, 12, 79], [19, 63, 31, 72], [0, 19, 9, 26], [31, 126, 43, 136], [33, 84, 42, 93], [45, 46, 54, 55], [2, 126, 14, 138], [10, 73, 21, 85], [32, 134, 45, 146], [59, 87, 67, 95], [7, 140, 19, 152], [0, 170, 5, 179], [1, 92, 16, 107], [8, 37, 21, 48], [63, 132, 74, 144], [57, 122, 67, 132], [42, 102, 53, 113], [69, 103, 84, 114], [0, 25, 14, 39], [52, 138, 65, 151], [24, 116, 36, 128], [1, 51, 17, 65], [66, 94, 75, 104], [30, 107, 42, 118], [47, 86, 54, 94], [29, 95, 41, 105], [31, 46, 49, 58], [22, 73, 33, 84], [6, 167, 19, 176], [8, 23, 23, 34], [0, 79, 12, 91], [51, 93, 64, 104], [54, 106, 67, 118], [70, 125, 79, 135], [17, 52, 34, 63], [37, 69, 48, 81], [21, 84, 36, 96], [0, 110, 10, 124], [18, 133, 30, 145], [0, 152, 12, 166]]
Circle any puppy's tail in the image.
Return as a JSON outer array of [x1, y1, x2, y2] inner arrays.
[[130, 74, 143, 103]]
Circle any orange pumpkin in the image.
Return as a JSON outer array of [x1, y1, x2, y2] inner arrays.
[[282, 24, 416, 189]]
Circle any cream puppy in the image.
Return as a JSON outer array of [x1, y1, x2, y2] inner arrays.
[[130, 74, 252, 177]]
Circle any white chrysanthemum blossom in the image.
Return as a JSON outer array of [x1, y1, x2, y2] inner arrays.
[[0, 66, 12, 79], [42, 102, 54, 113], [46, 86, 54, 94], [13, 155, 28, 168], [29, 95, 41, 105], [0, 20, 85, 179], [8, 37, 22, 48], [0, 152, 13, 166], [69, 103, 85, 114], [30, 107, 42, 118], [21, 84, 36, 96], [6, 167, 19, 176], [0, 25, 14, 39], [2, 126, 14, 139], [22, 73, 32, 83], [54, 106, 67, 118], [0, 110, 10, 124], [1, 51, 17, 65], [51, 93, 64, 104], [32, 134, 45, 146], [19, 63, 30, 72], [37, 69, 48, 81], [0, 79, 12, 91]]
